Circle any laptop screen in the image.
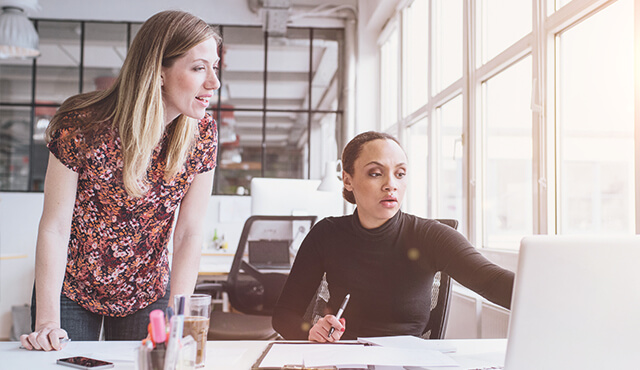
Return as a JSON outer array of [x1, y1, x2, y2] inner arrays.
[[248, 240, 291, 269], [504, 235, 640, 370]]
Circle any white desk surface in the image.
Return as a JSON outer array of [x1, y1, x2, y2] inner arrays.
[[0, 338, 507, 369]]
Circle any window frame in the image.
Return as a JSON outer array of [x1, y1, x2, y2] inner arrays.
[[381, 0, 638, 251]]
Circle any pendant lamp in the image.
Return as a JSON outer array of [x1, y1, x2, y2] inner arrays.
[[0, 2, 39, 59]]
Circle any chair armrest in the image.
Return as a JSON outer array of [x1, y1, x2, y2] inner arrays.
[[240, 260, 264, 280], [194, 282, 226, 294]]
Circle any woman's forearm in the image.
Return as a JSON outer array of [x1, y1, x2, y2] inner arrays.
[[169, 234, 203, 304], [34, 228, 71, 328], [168, 170, 214, 305], [34, 154, 77, 329]]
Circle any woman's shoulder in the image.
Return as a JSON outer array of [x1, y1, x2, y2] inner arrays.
[[310, 214, 352, 233], [399, 212, 460, 235], [197, 113, 216, 138], [49, 107, 111, 142]]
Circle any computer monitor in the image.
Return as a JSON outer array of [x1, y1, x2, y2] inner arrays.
[[250, 177, 344, 221]]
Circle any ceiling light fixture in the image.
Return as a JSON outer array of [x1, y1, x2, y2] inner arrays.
[[0, 1, 40, 59]]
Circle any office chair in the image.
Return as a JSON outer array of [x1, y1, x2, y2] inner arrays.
[[302, 218, 458, 340], [195, 215, 317, 340], [421, 218, 458, 339]]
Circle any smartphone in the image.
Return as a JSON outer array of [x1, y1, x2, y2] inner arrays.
[[56, 356, 114, 370]]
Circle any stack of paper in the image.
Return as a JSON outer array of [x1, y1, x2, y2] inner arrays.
[[255, 338, 461, 370], [302, 346, 459, 369], [357, 335, 458, 353]]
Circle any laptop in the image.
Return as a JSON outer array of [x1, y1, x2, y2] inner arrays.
[[248, 239, 292, 269], [504, 235, 640, 370]]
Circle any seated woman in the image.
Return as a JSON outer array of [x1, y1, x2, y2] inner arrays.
[[272, 131, 514, 342]]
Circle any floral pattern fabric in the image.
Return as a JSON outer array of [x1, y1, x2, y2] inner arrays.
[[48, 112, 217, 317]]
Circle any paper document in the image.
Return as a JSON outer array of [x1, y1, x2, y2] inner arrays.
[[358, 336, 457, 353], [303, 346, 459, 368], [257, 343, 367, 368]]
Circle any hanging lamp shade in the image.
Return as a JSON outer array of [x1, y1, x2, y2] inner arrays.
[[0, 6, 39, 59], [317, 160, 343, 192]]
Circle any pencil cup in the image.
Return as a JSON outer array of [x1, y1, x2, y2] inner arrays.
[[178, 294, 211, 368], [136, 338, 196, 370]]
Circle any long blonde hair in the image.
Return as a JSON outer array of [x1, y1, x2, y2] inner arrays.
[[46, 10, 221, 197]]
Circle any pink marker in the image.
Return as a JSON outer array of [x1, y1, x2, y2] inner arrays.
[[149, 309, 167, 349]]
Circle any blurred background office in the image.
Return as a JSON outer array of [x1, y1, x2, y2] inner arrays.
[[0, 0, 637, 341]]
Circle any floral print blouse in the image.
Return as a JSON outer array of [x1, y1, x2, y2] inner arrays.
[[47, 112, 217, 317]]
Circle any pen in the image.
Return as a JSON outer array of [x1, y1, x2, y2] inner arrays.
[[328, 293, 350, 339]]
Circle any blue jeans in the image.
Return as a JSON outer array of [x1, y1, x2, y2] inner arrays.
[[30, 283, 170, 341]]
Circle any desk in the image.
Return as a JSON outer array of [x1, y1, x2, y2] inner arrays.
[[0, 339, 506, 369]]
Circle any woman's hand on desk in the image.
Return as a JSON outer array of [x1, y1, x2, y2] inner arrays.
[[308, 316, 346, 343], [20, 323, 68, 351]]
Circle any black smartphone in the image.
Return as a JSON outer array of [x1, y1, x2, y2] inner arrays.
[[56, 356, 114, 370]]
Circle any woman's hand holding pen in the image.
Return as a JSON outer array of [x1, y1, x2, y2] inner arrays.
[[20, 322, 69, 351], [308, 316, 346, 343]]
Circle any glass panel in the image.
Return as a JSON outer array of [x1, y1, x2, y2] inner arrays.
[[403, 0, 429, 115], [310, 29, 341, 111], [82, 22, 127, 92], [437, 95, 464, 233], [131, 23, 142, 43], [0, 106, 31, 190], [0, 58, 33, 104], [215, 109, 262, 195], [267, 28, 310, 110], [433, 0, 463, 94], [479, 0, 531, 64], [557, 0, 634, 234], [36, 21, 81, 104], [406, 117, 429, 218], [380, 26, 399, 130], [264, 112, 307, 178], [548, 0, 571, 15], [220, 26, 264, 110], [483, 56, 532, 250], [310, 112, 341, 181]]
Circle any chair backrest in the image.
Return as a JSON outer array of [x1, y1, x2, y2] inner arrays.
[[227, 215, 317, 316], [421, 218, 458, 339]]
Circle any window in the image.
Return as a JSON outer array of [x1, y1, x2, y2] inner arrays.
[[384, 0, 636, 250], [379, 23, 399, 131], [406, 117, 429, 217], [0, 21, 344, 195], [403, 0, 429, 115], [436, 95, 465, 234], [432, 0, 463, 94], [482, 56, 533, 248], [478, 0, 531, 64], [555, 0, 634, 234]]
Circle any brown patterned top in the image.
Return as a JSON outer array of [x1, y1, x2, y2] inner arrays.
[[48, 112, 217, 317]]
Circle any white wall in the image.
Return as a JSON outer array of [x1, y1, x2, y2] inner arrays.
[[31, 0, 262, 25], [0, 193, 42, 340]]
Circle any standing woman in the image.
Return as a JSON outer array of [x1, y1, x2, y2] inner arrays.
[[20, 10, 221, 351], [273, 131, 515, 342]]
